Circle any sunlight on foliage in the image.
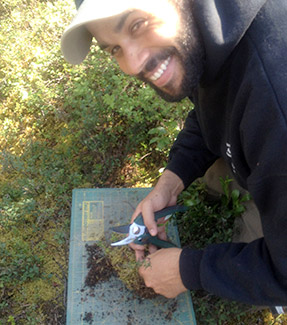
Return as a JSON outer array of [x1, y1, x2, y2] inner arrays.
[[0, 0, 190, 323]]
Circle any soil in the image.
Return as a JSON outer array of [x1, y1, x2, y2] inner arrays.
[[84, 243, 156, 299], [84, 243, 114, 288], [82, 243, 179, 323], [83, 311, 93, 325]]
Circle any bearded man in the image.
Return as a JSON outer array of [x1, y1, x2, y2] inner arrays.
[[61, 0, 287, 308]]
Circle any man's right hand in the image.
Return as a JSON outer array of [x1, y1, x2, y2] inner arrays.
[[129, 169, 184, 261]]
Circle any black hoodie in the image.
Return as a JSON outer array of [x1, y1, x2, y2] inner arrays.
[[166, 0, 287, 306]]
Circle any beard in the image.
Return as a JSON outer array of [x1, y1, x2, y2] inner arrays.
[[137, 0, 205, 102]]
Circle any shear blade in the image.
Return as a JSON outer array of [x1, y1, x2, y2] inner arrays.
[[111, 224, 130, 234], [111, 236, 134, 246]]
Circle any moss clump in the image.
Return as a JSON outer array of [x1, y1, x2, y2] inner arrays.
[[0, 219, 67, 323], [85, 238, 157, 299], [105, 244, 157, 299]]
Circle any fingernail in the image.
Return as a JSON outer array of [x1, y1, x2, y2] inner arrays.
[[150, 228, 156, 236]]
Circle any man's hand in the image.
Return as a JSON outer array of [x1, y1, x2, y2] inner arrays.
[[139, 248, 187, 298], [129, 169, 184, 261]]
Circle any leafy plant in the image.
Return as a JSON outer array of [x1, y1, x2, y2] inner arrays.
[[177, 177, 250, 248], [175, 179, 272, 324], [0, 0, 190, 322], [0, 241, 41, 285]]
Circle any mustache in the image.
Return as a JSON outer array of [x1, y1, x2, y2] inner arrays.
[[137, 47, 176, 80]]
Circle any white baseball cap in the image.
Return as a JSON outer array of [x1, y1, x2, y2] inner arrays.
[[61, 0, 175, 64]]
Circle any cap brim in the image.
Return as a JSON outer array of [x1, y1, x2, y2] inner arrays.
[[61, 25, 92, 65]]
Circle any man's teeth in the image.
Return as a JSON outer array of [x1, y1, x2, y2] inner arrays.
[[150, 57, 171, 81]]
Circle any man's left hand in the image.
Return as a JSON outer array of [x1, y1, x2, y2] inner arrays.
[[139, 248, 187, 298]]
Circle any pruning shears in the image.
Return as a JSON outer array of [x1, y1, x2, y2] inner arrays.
[[110, 205, 188, 248]]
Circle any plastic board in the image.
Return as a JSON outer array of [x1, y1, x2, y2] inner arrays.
[[66, 188, 197, 324]]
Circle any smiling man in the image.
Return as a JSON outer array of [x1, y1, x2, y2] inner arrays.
[[62, 0, 287, 309]]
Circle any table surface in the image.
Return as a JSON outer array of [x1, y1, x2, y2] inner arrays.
[[66, 188, 197, 325]]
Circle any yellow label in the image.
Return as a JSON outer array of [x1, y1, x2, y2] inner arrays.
[[82, 201, 104, 241]]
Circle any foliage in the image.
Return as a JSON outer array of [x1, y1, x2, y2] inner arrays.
[[0, 0, 190, 323], [177, 178, 251, 248], [102, 235, 156, 299], [176, 179, 287, 325], [0, 240, 41, 285]]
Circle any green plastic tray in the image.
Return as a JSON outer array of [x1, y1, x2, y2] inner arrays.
[[66, 188, 197, 324]]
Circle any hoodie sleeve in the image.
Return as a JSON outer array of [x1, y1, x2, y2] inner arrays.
[[166, 109, 218, 188]]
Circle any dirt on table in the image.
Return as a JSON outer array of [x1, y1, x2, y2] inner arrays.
[[83, 311, 94, 324], [84, 243, 114, 288], [84, 242, 156, 299], [82, 242, 179, 323]]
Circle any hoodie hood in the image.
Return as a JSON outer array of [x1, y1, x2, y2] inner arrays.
[[193, 0, 267, 82]]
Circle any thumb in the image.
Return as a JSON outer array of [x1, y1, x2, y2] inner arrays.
[[141, 207, 158, 236]]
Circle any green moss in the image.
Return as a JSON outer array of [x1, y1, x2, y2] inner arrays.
[[14, 279, 58, 305], [0, 219, 67, 323], [102, 237, 156, 299]]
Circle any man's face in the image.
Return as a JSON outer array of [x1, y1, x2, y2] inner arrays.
[[86, 1, 204, 102]]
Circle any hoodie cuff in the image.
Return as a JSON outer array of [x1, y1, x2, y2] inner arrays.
[[165, 165, 195, 190], [179, 247, 204, 290]]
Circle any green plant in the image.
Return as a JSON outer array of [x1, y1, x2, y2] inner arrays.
[[7, 315, 16, 325], [0, 0, 191, 321], [0, 240, 42, 286], [177, 178, 250, 248], [175, 179, 272, 324]]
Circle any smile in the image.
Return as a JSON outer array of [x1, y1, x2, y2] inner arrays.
[[149, 56, 171, 81]]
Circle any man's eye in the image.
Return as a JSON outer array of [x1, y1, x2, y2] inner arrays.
[[111, 45, 121, 56], [131, 19, 147, 34]]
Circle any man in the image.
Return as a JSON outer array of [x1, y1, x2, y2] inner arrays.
[[61, 0, 287, 307]]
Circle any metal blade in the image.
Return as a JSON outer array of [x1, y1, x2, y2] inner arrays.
[[111, 236, 134, 246], [110, 224, 130, 234]]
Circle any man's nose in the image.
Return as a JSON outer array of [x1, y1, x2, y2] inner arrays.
[[118, 43, 149, 76]]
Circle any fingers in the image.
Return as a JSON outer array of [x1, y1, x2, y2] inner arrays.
[[138, 248, 186, 298], [129, 242, 145, 261], [131, 205, 142, 223], [129, 173, 183, 258], [129, 241, 145, 251], [131, 199, 159, 237], [147, 225, 167, 254], [148, 244, 157, 254], [135, 249, 145, 262], [141, 203, 158, 236], [129, 224, 168, 258], [157, 225, 168, 241], [130, 243, 156, 260]]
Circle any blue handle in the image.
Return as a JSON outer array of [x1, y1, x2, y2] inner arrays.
[[134, 205, 188, 226], [133, 205, 188, 248], [134, 233, 178, 248]]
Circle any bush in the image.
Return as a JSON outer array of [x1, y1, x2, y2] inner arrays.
[[0, 0, 191, 322]]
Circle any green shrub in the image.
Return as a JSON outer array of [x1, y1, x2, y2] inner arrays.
[[0, 0, 191, 322], [177, 178, 251, 248]]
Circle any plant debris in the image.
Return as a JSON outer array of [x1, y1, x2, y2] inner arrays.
[[83, 311, 93, 324], [81, 240, 180, 323], [84, 241, 156, 299], [105, 243, 157, 299]]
